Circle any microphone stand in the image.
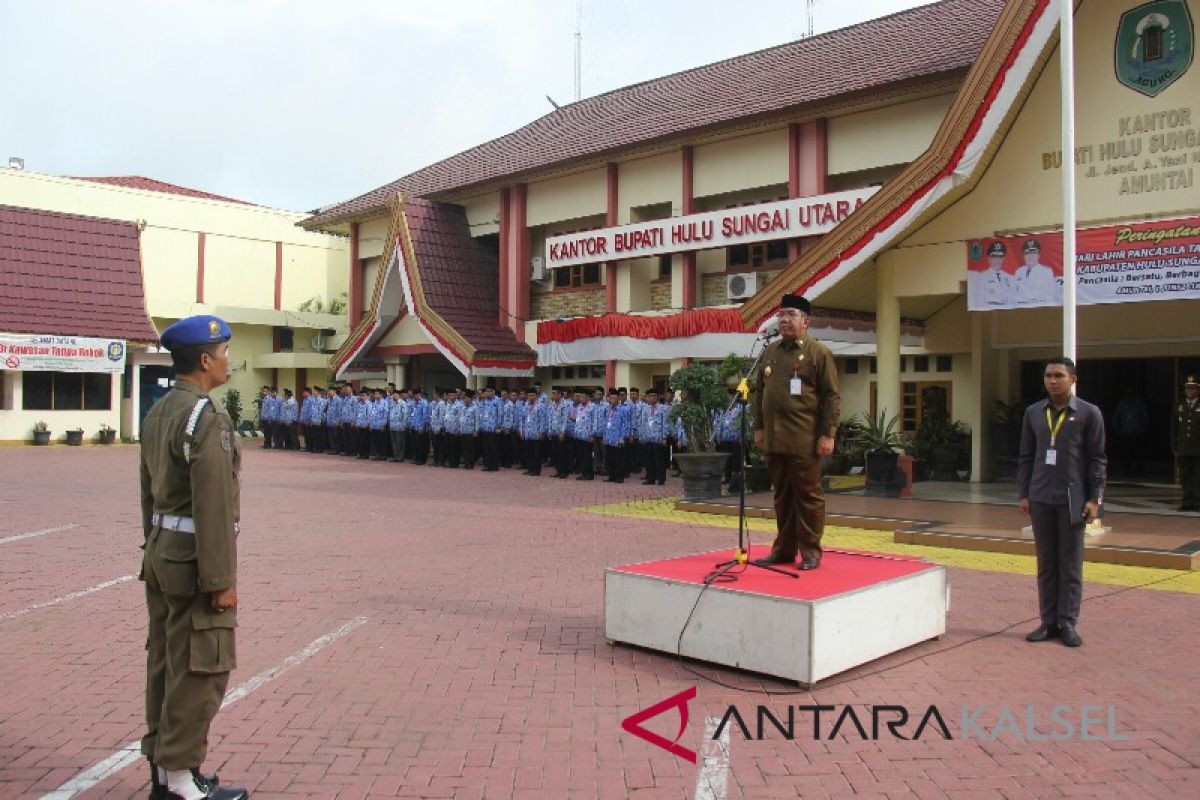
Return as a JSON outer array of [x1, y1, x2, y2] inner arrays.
[[705, 332, 799, 584]]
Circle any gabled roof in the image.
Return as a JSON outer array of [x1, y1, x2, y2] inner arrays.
[[0, 204, 157, 342], [72, 175, 255, 206], [741, 0, 1059, 328], [302, 0, 1004, 229], [333, 197, 536, 378]]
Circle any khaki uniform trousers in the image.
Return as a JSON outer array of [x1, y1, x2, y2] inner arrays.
[[141, 527, 235, 770], [765, 453, 825, 561]]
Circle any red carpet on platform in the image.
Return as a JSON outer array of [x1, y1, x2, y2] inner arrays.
[[611, 545, 933, 601]]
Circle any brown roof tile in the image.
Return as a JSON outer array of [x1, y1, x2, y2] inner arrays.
[[0, 204, 157, 341], [72, 176, 256, 206], [303, 0, 1003, 229], [402, 198, 535, 360]]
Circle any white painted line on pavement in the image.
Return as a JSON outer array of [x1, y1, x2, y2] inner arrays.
[[222, 615, 368, 707], [39, 745, 142, 800], [0, 524, 81, 545], [0, 575, 135, 622], [40, 615, 369, 800], [694, 715, 730, 800]]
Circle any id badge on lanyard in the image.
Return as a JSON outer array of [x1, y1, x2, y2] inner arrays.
[[1045, 407, 1066, 466]]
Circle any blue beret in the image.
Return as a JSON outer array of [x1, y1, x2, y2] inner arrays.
[[160, 315, 232, 351]]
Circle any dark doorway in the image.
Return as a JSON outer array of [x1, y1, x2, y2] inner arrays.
[[139, 366, 173, 427], [1020, 356, 1181, 482]]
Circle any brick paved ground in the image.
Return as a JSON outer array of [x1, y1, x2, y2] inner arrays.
[[1, 445, 1197, 799]]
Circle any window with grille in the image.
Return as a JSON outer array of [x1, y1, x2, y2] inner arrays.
[[553, 263, 602, 289], [727, 240, 789, 269], [22, 372, 112, 411]]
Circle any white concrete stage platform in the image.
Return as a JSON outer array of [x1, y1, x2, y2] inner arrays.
[[605, 544, 947, 686]]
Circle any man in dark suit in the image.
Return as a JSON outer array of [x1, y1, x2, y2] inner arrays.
[[1171, 374, 1200, 511], [1017, 357, 1107, 648]]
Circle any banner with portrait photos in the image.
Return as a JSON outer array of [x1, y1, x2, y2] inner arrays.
[[966, 216, 1200, 311]]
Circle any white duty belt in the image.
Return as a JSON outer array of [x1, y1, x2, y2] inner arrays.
[[152, 513, 196, 533]]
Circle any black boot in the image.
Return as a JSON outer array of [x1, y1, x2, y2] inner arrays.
[[149, 762, 222, 799], [163, 768, 249, 799]]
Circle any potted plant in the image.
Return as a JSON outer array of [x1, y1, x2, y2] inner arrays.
[[668, 361, 735, 502], [65, 427, 84, 446], [222, 389, 243, 429], [97, 423, 117, 445], [853, 410, 904, 496], [906, 388, 951, 481], [31, 420, 51, 446], [743, 442, 772, 493], [828, 417, 865, 475]]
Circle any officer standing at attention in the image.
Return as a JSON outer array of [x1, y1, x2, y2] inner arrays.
[[478, 387, 500, 471], [751, 295, 840, 570], [1018, 357, 1106, 647], [444, 389, 464, 468], [396, 388, 415, 462], [296, 388, 311, 451], [460, 390, 480, 468], [522, 388, 548, 475], [280, 389, 298, 450], [430, 390, 446, 466], [547, 388, 566, 477], [339, 385, 357, 456], [259, 388, 277, 449], [639, 389, 669, 485], [140, 315, 248, 800], [1171, 374, 1200, 511], [603, 390, 632, 483], [325, 387, 342, 455], [571, 390, 596, 481]]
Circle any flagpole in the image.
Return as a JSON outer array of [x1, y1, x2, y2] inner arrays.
[[1060, 0, 1077, 364]]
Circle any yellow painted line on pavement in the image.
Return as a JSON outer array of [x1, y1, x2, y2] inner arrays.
[[581, 497, 1200, 595]]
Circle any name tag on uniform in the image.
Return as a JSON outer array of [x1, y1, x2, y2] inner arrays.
[[1045, 449, 1057, 466], [790, 378, 803, 395]]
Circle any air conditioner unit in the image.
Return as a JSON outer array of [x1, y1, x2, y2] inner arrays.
[[531, 256, 547, 282], [726, 272, 761, 301], [312, 328, 337, 352]]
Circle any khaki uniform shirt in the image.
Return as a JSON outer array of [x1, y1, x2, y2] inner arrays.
[[751, 336, 840, 456], [1173, 398, 1200, 457], [140, 379, 240, 593]]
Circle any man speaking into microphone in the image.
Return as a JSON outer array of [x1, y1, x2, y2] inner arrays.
[[750, 295, 840, 570]]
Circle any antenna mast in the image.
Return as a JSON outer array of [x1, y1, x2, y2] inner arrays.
[[574, 0, 583, 101], [806, 0, 814, 38]]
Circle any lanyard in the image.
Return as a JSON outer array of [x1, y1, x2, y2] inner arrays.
[[1046, 406, 1068, 448]]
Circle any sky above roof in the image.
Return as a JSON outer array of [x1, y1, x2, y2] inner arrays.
[[1, 0, 928, 213]]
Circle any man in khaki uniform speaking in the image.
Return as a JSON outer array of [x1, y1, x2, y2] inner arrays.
[[750, 294, 840, 570], [140, 315, 249, 800]]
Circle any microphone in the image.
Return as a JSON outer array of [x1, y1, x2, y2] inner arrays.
[[758, 324, 780, 340]]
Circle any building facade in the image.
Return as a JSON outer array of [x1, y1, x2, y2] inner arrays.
[[303, 0, 1197, 482], [742, 0, 1200, 482], [0, 170, 348, 442]]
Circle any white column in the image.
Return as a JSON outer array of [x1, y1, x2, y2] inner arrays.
[[969, 313, 995, 482], [130, 360, 143, 441], [874, 258, 901, 425], [670, 254, 685, 309], [1060, 0, 1077, 364]]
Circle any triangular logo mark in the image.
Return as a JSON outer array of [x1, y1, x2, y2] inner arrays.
[[620, 685, 698, 763]]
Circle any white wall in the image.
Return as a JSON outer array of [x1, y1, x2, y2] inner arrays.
[[0, 370, 123, 443]]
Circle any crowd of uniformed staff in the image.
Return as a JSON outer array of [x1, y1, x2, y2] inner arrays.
[[255, 383, 750, 485]]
